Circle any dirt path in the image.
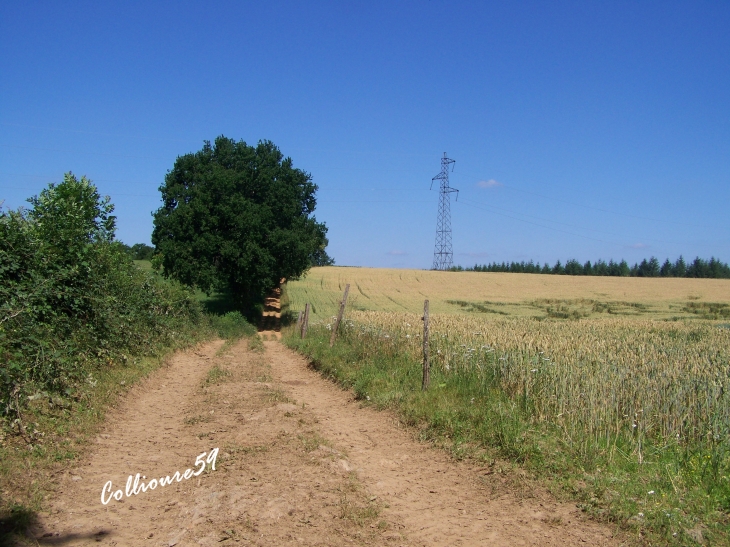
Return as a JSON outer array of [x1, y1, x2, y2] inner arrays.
[[26, 338, 622, 546], [265, 342, 620, 547], [258, 287, 282, 340]]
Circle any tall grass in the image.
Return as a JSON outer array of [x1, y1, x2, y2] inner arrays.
[[285, 311, 730, 544], [347, 312, 730, 451]]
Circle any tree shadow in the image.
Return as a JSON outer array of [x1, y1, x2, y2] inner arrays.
[[0, 504, 34, 547], [198, 290, 265, 324], [31, 529, 112, 545], [1, 506, 115, 546], [199, 290, 239, 316], [258, 287, 281, 334], [280, 310, 296, 327]]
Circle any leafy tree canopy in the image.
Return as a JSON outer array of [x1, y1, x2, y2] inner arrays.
[[117, 242, 155, 261], [1, 173, 207, 418], [152, 136, 330, 308], [310, 245, 335, 267], [459, 255, 729, 278], [27, 173, 116, 258]]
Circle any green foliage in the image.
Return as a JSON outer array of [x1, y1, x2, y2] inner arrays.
[[208, 311, 257, 339], [462, 256, 730, 278], [310, 245, 335, 267], [152, 136, 331, 309], [125, 242, 155, 260], [27, 172, 116, 249], [0, 174, 207, 419], [285, 323, 730, 544]]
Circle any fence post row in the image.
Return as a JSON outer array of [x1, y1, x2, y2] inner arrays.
[[301, 303, 310, 339], [329, 284, 350, 347], [422, 299, 430, 391]]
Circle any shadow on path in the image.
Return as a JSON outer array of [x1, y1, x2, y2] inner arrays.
[[258, 286, 281, 339]]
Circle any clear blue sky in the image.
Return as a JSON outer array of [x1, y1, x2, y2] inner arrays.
[[2, 1, 728, 269]]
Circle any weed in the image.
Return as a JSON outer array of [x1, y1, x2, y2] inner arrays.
[[184, 415, 211, 426], [336, 474, 381, 526], [248, 336, 265, 353], [0, 503, 36, 542], [208, 310, 257, 339], [203, 365, 231, 386], [265, 386, 293, 404], [298, 432, 331, 453]]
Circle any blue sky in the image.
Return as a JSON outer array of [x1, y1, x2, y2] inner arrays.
[[1, 1, 728, 269]]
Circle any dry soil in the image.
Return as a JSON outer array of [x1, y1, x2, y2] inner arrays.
[[26, 337, 623, 546]]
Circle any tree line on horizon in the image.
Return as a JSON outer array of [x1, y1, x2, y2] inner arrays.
[[450, 256, 730, 279]]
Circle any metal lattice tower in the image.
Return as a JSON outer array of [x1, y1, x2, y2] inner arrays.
[[430, 152, 458, 270]]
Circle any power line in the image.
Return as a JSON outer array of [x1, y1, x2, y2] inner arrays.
[[458, 199, 628, 249]]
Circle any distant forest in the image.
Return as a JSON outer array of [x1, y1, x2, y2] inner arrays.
[[451, 256, 730, 279]]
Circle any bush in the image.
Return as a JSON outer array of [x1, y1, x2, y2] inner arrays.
[[209, 311, 257, 339], [0, 174, 207, 419]]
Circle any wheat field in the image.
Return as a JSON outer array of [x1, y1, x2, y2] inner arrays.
[[345, 311, 730, 445], [288, 266, 730, 319], [285, 266, 730, 537], [287, 266, 730, 448]]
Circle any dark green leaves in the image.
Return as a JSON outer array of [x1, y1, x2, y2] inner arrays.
[[152, 136, 331, 309], [0, 174, 205, 419]]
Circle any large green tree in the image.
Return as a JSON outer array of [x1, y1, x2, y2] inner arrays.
[[152, 137, 330, 308]]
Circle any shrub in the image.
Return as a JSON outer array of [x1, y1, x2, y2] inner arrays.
[[0, 174, 206, 419]]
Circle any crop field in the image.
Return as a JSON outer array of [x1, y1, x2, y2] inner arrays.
[[287, 267, 730, 448], [285, 267, 730, 542], [288, 266, 730, 319]]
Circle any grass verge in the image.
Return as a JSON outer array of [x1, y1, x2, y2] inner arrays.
[[284, 323, 730, 546]]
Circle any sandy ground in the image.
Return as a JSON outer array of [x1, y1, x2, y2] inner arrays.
[[24, 333, 625, 547]]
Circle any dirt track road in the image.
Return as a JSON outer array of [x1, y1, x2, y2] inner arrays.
[[28, 338, 621, 546]]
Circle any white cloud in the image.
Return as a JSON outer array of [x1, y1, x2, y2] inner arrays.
[[476, 179, 502, 188], [630, 243, 649, 249], [387, 250, 407, 256]]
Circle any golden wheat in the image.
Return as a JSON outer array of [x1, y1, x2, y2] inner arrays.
[[289, 266, 730, 319], [288, 267, 730, 449], [337, 311, 730, 448]]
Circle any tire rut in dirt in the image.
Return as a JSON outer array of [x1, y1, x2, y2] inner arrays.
[[264, 340, 622, 547], [28, 338, 390, 546]]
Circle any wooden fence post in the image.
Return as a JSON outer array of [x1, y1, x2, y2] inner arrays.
[[301, 303, 310, 339], [329, 284, 350, 347], [422, 299, 430, 391]]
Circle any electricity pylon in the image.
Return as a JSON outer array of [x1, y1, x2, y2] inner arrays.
[[431, 153, 458, 270]]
